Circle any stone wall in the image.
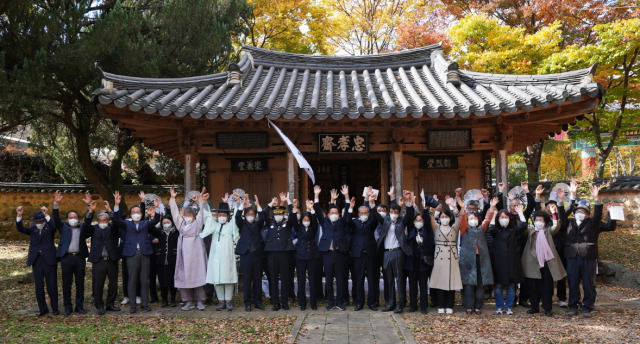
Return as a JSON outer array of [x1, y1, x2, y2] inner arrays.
[[599, 189, 640, 229]]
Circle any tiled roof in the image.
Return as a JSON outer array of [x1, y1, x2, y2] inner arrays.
[[94, 44, 603, 120], [0, 183, 184, 194]]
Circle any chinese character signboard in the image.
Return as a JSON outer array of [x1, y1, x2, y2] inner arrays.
[[217, 132, 268, 149], [482, 153, 492, 193], [199, 159, 208, 190], [419, 156, 458, 169], [318, 133, 368, 153], [427, 130, 472, 150], [231, 158, 268, 172]]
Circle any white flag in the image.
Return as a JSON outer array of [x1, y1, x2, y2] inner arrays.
[[267, 118, 315, 185]]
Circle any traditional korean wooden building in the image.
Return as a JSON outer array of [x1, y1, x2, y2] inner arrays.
[[94, 43, 602, 204]]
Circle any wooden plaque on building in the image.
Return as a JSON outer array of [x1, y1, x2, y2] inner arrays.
[[419, 156, 458, 169], [318, 133, 368, 153], [230, 158, 268, 172], [427, 130, 472, 150], [216, 132, 268, 149]]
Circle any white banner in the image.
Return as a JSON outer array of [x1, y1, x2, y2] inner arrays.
[[267, 118, 315, 185]]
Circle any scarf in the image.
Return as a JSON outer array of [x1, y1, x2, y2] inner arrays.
[[534, 227, 554, 268]]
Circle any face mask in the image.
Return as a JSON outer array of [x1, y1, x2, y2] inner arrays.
[[534, 221, 545, 229], [440, 218, 450, 226], [468, 219, 478, 227], [390, 214, 399, 222], [98, 223, 108, 229], [302, 221, 311, 228], [245, 216, 255, 223], [378, 211, 387, 218], [217, 216, 228, 224], [359, 215, 369, 222], [131, 214, 142, 222], [36, 223, 45, 230], [297, 214, 301, 220], [274, 215, 284, 223], [329, 214, 340, 222], [162, 223, 172, 230], [499, 218, 510, 228], [184, 216, 194, 225], [68, 219, 78, 227], [575, 213, 586, 222], [414, 222, 424, 229]]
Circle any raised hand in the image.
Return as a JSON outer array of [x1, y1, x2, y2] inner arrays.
[[16, 206, 23, 217], [314, 185, 321, 196], [104, 200, 112, 212], [169, 187, 177, 199], [457, 197, 465, 209], [138, 191, 146, 202], [113, 191, 122, 206], [557, 188, 565, 202], [270, 197, 278, 207], [82, 192, 92, 205], [350, 197, 356, 210], [607, 201, 614, 212], [54, 190, 63, 205], [330, 189, 338, 203], [89, 201, 97, 213], [388, 186, 395, 197], [243, 194, 250, 209], [200, 187, 207, 198], [222, 192, 229, 203], [490, 197, 499, 208], [154, 197, 160, 208], [40, 206, 48, 217], [191, 193, 198, 202], [279, 192, 287, 203], [232, 192, 240, 203], [445, 197, 455, 208], [498, 182, 505, 193], [398, 197, 405, 206], [306, 199, 314, 211], [590, 185, 599, 200], [203, 193, 210, 201], [254, 195, 261, 208], [521, 182, 529, 194], [410, 191, 416, 204], [365, 186, 373, 199], [402, 190, 412, 202], [507, 192, 515, 201], [569, 178, 578, 196], [515, 204, 524, 213], [341, 185, 349, 197], [535, 185, 544, 198]]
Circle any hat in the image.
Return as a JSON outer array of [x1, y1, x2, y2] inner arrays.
[[575, 200, 590, 214], [544, 199, 557, 207], [31, 210, 46, 222], [215, 202, 231, 214], [272, 206, 286, 215]]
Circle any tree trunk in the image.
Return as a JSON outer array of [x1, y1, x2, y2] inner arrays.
[[523, 141, 544, 182]]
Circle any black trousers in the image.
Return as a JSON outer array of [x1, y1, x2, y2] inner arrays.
[[61, 254, 86, 310], [92, 259, 118, 307], [322, 250, 347, 307], [267, 251, 291, 305], [435, 289, 455, 309], [353, 255, 379, 307], [555, 245, 568, 302], [528, 263, 554, 312], [315, 259, 325, 301], [149, 258, 158, 301], [32, 255, 58, 313], [127, 250, 150, 309], [407, 265, 432, 310], [296, 258, 318, 308], [287, 251, 296, 301], [240, 250, 263, 306], [383, 249, 405, 308], [462, 255, 485, 310]]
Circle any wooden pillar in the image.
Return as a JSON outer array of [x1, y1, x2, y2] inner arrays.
[[391, 151, 403, 199], [287, 152, 298, 200], [184, 154, 197, 192], [381, 156, 389, 205]]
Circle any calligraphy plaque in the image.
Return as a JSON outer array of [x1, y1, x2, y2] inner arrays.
[[318, 133, 368, 153], [427, 130, 472, 150], [419, 156, 459, 169], [231, 158, 269, 172], [217, 132, 268, 149]]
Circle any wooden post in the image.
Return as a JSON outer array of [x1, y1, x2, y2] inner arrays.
[[391, 151, 403, 199], [287, 152, 298, 200], [184, 154, 197, 192]]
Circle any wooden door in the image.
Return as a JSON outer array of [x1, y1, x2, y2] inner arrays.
[[418, 170, 463, 199]]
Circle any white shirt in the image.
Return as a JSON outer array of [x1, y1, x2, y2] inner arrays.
[[384, 221, 400, 249]]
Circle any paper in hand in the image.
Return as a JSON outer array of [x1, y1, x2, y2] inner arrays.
[[609, 206, 625, 221], [362, 188, 379, 200]]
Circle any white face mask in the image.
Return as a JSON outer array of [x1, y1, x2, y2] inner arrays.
[[297, 213, 301, 220], [534, 221, 545, 229], [274, 215, 284, 223], [217, 216, 227, 224], [468, 219, 478, 227], [440, 218, 450, 226], [575, 213, 586, 222], [162, 223, 172, 230], [36, 223, 45, 230], [359, 215, 369, 222], [302, 221, 311, 228], [131, 214, 142, 222], [390, 213, 399, 222], [68, 219, 78, 227], [414, 222, 424, 229], [98, 223, 108, 229], [499, 218, 510, 228], [245, 216, 255, 223], [329, 214, 340, 222], [378, 211, 387, 218], [184, 216, 194, 225]]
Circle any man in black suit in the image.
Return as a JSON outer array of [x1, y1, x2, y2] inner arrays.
[[85, 200, 121, 315], [52, 191, 92, 316], [16, 205, 60, 316], [372, 189, 414, 314], [235, 194, 266, 312]]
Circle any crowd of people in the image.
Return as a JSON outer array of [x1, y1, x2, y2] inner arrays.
[[16, 180, 616, 318]]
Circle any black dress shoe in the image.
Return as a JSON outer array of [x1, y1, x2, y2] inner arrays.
[[170, 302, 177, 307], [271, 304, 281, 311], [205, 298, 214, 306], [129, 308, 137, 314], [282, 303, 289, 310], [161, 302, 170, 308], [300, 305, 306, 311], [519, 301, 531, 308], [408, 306, 418, 313], [311, 306, 317, 310], [369, 305, 378, 311], [64, 308, 73, 316], [106, 305, 121, 312], [393, 307, 403, 314], [255, 303, 264, 310], [149, 298, 159, 304], [545, 311, 553, 317], [75, 307, 87, 314], [96, 306, 105, 315], [420, 309, 427, 314], [52, 309, 60, 315], [142, 306, 152, 312], [245, 305, 251, 312], [37, 309, 49, 317], [326, 304, 334, 311], [381, 305, 395, 312], [354, 305, 363, 311], [526, 308, 539, 314]]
